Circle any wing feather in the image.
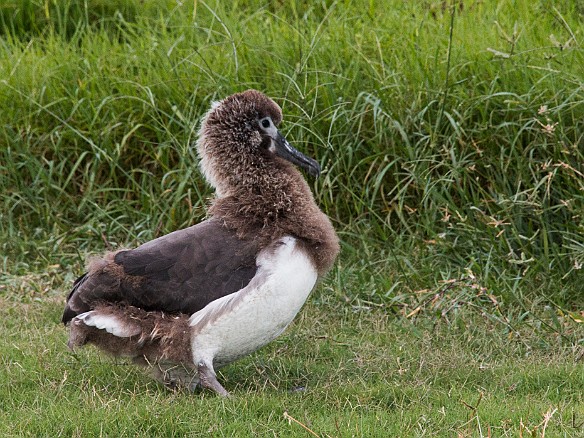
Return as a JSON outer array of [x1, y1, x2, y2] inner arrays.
[[62, 219, 258, 323]]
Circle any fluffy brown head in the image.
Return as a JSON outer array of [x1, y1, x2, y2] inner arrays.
[[198, 90, 283, 197], [197, 90, 339, 275]]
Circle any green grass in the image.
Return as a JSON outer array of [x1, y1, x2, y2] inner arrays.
[[1, 0, 582, 297], [1, 0, 583, 435], [1, 280, 582, 436]]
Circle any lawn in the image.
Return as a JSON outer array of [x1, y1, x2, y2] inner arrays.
[[1, 279, 582, 436], [0, 0, 583, 436]]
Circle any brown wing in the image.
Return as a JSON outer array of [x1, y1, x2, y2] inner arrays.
[[62, 218, 258, 324]]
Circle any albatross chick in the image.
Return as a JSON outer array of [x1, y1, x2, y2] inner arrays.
[[63, 90, 339, 396]]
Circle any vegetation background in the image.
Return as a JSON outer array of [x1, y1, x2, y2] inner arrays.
[[0, 0, 582, 436]]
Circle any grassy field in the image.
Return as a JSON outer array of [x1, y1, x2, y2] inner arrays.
[[0, 0, 583, 436]]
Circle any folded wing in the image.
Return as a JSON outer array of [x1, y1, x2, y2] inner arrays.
[[62, 218, 258, 324]]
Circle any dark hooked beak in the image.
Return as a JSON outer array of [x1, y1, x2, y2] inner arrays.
[[273, 131, 321, 178]]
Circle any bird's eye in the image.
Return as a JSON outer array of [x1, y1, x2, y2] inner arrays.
[[261, 119, 271, 129]]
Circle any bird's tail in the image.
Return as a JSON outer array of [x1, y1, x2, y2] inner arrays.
[[61, 273, 89, 324]]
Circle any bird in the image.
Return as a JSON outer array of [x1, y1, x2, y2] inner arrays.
[[62, 89, 340, 396]]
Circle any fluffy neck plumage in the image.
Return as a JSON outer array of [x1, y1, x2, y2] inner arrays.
[[207, 159, 339, 276]]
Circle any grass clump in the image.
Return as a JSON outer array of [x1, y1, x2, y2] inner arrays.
[[1, 0, 582, 300]]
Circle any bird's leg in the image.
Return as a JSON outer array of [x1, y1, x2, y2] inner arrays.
[[135, 357, 199, 391], [197, 361, 230, 397], [162, 364, 198, 391]]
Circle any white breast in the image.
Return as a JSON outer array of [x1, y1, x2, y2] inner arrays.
[[189, 236, 318, 368]]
